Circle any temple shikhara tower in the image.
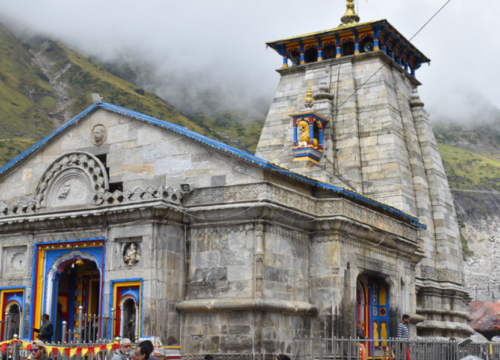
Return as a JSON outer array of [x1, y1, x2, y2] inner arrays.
[[0, 1, 471, 358], [258, 0, 471, 338]]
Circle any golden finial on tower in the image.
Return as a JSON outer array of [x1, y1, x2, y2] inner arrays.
[[340, 0, 360, 27], [306, 82, 313, 104]]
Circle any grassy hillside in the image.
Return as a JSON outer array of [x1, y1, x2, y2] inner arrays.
[[0, 23, 54, 165], [0, 22, 264, 168], [439, 143, 500, 192]]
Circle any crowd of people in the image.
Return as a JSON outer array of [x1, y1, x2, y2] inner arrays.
[[3, 312, 415, 360]]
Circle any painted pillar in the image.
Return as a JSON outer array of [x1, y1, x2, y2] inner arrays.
[[354, 31, 360, 55], [404, 62, 409, 72], [391, 40, 400, 62], [317, 38, 323, 61], [411, 67, 416, 77], [277, 45, 288, 68], [372, 25, 381, 51], [318, 122, 324, 150], [381, 43, 387, 54], [299, 41, 305, 65], [335, 34, 341, 58], [293, 118, 298, 147], [308, 116, 314, 146]]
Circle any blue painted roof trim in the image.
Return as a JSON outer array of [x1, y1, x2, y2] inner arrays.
[[0, 102, 426, 229]]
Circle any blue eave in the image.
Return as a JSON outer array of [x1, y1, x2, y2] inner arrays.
[[0, 102, 426, 229]]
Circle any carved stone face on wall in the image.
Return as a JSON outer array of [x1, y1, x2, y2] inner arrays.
[[92, 124, 107, 145]]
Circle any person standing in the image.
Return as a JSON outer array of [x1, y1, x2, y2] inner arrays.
[[356, 321, 367, 360], [397, 314, 411, 360], [113, 338, 133, 360], [29, 340, 48, 360], [30, 314, 53, 343]]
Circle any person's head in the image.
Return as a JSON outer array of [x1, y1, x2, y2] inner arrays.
[[275, 355, 290, 360], [41, 314, 49, 322], [139, 340, 154, 354], [357, 320, 364, 327], [402, 314, 410, 324], [449, 337, 456, 342], [30, 340, 45, 360], [120, 338, 132, 354], [205, 356, 213, 360], [138, 343, 152, 360], [135, 346, 141, 359]]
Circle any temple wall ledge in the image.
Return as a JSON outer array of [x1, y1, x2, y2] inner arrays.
[[416, 320, 474, 334], [176, 298, 319, 315]]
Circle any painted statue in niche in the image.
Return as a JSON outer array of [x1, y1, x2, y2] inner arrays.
[[297, 120, 318, 149], [91, 124, 107, 145], [123, 243, 141, 266]]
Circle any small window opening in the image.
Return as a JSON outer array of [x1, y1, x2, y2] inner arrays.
[[304, 46, 318, 63], [342, 40, 355, 56], [109, 182, 124, 193], [323, 43, 336, 60], [289, 50, 301, 66]]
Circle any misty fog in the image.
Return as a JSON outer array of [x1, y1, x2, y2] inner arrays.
[[0, 0, 498, 120]]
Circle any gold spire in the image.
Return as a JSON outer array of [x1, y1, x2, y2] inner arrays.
[[340, 0, 360, 27], [306, 83, 313, 104]]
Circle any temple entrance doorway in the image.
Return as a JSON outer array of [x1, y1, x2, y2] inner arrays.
[[52, 259, 100, 342], [356, 275, 390, 354]]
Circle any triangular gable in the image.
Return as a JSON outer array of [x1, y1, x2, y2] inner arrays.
[[0, 102, 426, 229]]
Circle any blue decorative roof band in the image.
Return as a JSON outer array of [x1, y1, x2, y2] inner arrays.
[[0, 102, 426, 229]]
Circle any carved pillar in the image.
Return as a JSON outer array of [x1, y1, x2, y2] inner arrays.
[[255, 222, 265, 298]]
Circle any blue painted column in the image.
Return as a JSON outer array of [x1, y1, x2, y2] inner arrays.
[[299, 41, 305, 65], [354, 31, 360, 55], [335, 34, 341, 58], [411, 67, 416, 77], [293, 119, 298, 147], [381, 43, 387, 54], [317, 38, 323, 61], [318, 123, 324, 151], [282, 55, 288, 68], [372, 25, 382, 51]]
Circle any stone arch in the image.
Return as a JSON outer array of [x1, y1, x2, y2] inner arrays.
[[120, 296, 138, 342], [35, 152, 109, 209], [44, 250, 102, 318]]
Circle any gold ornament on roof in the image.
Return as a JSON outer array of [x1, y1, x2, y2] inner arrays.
[[306, 83, 313, 104], [340, 0, 360, 27]]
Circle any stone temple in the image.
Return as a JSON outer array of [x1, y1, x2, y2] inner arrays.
[[0, 1, 471, 357]]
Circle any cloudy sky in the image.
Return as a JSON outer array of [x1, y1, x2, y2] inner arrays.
[[0, 0, 498, 119]]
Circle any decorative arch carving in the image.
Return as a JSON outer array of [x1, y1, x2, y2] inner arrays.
[[35, 152, 109, 209]]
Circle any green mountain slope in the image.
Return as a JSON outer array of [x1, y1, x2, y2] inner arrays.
[[0, 22, 260, 167], [0, 22, 54, 165]]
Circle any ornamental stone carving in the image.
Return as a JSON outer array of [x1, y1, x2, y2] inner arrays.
[[35, 152, 108, 208], [91, 124, 107, 145], [123, 243, 141, 266], [3, 246, 27, 276]]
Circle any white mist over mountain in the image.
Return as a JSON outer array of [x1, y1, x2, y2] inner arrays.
[[0, 0, 498, 118]]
